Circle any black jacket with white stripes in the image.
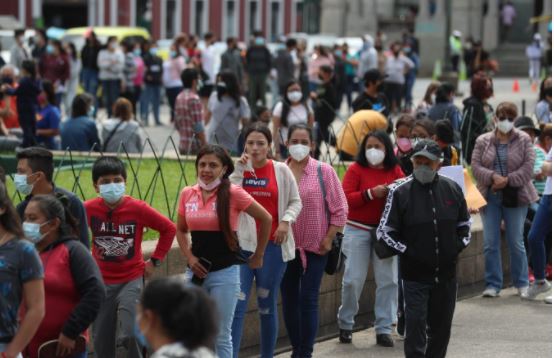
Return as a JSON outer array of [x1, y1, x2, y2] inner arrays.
[[376, 174, 471, 283]]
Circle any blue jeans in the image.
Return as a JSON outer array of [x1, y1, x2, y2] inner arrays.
[[82, 68, 99, 98], [185, 265, 240, 358], [102, 79, 120, 117], [337, 225, 398, 334], [231, 242, 287, 358], [281, 251, 328, 358], [528, 195, 552, 280], [140, 84, 161, 125], [481, 190, 529, 292]]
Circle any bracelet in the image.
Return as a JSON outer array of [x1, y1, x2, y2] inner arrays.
[[366, 188, 374, 201]]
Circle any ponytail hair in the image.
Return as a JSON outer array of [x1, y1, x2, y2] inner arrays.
[[195, 145, 238, 251]]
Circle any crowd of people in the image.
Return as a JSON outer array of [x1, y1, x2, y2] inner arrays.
[[0, 24, 552, 358]]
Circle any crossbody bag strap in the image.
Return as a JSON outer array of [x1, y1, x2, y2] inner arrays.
[[317, 162, 330, 222], [102, 120, 125, 152]]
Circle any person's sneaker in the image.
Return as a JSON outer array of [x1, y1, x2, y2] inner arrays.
[[517, 286, 529, 297], [339, 329, 352, 344], [376, 334, 394, 347], [521, 280, 552, 300], [482, 288, 499, 297], [544, 296, 552, 304], [396, 313, 405, 337]]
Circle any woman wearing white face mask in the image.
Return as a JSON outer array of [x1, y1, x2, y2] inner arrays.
[[472, 102, 538, 298], [176, 144, 271, 358], [281, 124, 347, 357], [272, 81, 314, 160], [23, 194, 105, 358], [337, 130, 405, 347]]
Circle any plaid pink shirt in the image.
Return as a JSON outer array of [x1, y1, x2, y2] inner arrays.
[[289, 157, 348, 269], [174, 89, 204, 153]]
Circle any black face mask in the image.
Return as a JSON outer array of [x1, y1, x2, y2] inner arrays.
[[1, 76, 13, 85], [546, 88, 552, 97], [318, 75, 325, 81]]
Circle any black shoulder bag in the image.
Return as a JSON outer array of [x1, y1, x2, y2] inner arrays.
[[317, 162, 345, 275], [495, 144, 519, 208]]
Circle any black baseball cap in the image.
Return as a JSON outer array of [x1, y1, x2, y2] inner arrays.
[[363, 69, 386, 84], [514, 116, 540, 136], [412, 139, 442, 161]]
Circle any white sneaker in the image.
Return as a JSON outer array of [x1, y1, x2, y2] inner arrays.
[[517, 286, 529, 297], [482, 288, 499, 297], [521, 281, 552, 300], [544, 296, 552, 304]]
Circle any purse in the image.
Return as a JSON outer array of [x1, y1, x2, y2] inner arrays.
[[495, 144, 519, 208], [316, 162, 346, 275]]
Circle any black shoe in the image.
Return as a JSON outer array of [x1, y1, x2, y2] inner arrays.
[[339, 329, 352, 343], [376, 334, 394, 347], [397, 313, 405, 337]]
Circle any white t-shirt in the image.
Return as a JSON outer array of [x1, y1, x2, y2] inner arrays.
[[272, 101, 313, 144], [544, 150, 552, 196]]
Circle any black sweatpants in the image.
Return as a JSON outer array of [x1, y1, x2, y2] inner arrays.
[[403, 278, 457, 358]]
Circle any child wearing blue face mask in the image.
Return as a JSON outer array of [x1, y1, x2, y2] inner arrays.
[[84, 156, 177, 358]]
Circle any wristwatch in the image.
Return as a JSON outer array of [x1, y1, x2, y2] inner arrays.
[[150, 257, 162, 267]]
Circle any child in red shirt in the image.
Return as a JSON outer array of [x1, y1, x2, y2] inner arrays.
[[85, 156, 176, 358]]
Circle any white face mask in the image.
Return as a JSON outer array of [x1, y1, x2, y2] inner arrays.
[[365, 148, 385, 166], [497, 119, 513, 134], [288, 144, 311, 162], [287, 91, 302, 103]]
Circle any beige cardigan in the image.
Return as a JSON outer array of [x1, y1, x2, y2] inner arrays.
[[230, 160, 302, 262]]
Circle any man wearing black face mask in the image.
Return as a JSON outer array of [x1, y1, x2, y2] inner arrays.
[[376, 139, 471, 358], [310, 65, 336, 160]]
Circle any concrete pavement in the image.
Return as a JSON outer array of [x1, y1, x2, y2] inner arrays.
[[276, 287, 552, 358]]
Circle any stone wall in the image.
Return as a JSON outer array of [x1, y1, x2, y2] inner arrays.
[[143, 218, 510, 357]]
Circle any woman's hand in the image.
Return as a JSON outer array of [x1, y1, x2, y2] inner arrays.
[[187, 255, 208, 278], [273, 221, 289, 245], [371, 185, 389, 199], [491, 174, 508, 190], [319, 236, 333, 255], [238, 153, 250, 166], [248, 253, 263, 269], [56, 333, 75, 357]]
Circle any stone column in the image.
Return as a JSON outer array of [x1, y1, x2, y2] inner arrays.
[[346, 0, 378, 36], [482, 0, 499, 50], [415, 0, 447, 75]]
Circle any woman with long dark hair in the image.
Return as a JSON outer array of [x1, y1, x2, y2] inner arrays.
[[230, 124, 302, 358], [205, 71, 251, 154], [0, 180, 44, 357], [337, 130, 405, 347], [38, 39, 69, 107], [535, 76, 552, 124], [281, 124, 347, 357], [24, 195, 105, 358], [272, 81, 314, 160], [176, 144, 271, 358]]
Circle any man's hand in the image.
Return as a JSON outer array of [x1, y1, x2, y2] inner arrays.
[[56, 333, 76, 357], [144, 260, 155, 279], [273, 221, 289, 245]]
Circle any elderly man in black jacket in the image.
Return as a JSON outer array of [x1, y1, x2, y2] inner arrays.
[[376, 139, 472, 358]]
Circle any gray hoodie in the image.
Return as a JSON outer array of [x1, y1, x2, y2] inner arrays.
[[357, 35, 378, 78], [101, 118, 144, 153]]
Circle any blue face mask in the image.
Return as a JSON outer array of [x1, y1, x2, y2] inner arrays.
[[255, 37, 264, 46], [14, 174, 35, 196], [88, 106, 95, 117], [23, 221, 50, 243], [133, 49, 141, 56], [134, 322, 150, 349], [99, 183, 126, 204], [170, 50, 177, 58], [149, 48, 158, 56], [46, 44, 54, 54]]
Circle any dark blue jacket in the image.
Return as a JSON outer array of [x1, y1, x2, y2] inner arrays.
[[5, 77, 40, 124], [61, 116, 101, 151]]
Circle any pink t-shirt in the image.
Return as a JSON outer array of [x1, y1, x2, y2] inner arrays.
[[177, 184, 254, 231]]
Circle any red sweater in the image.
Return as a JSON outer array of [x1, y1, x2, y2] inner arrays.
[[342, 163, 405, 226], [85, 196, 176, 284]]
